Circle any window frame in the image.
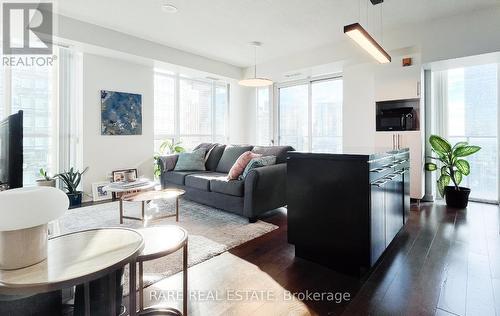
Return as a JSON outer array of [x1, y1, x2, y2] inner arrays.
[[154, 72, 230, 151], [275, 74, 343, 152], [1, 60, 60, 186], [255, 86, 273, 146]]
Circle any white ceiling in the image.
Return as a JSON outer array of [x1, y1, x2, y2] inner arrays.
[[55, 0, 500, 68]]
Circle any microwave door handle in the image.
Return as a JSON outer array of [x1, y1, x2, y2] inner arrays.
[[392, 134, 395, 149]]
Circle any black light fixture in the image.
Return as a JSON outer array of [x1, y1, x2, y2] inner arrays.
[[344, 0, 391, 64]]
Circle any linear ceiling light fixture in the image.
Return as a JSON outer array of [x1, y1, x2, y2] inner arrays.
[[238, 42, 273, 87], [344, 0, 390, 64], [344, 23, 391, 63]]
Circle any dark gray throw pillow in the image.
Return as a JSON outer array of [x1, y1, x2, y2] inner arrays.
[[216, 145, 254, 173], [174, 148, 207, 171], [206, 144, 226, 171], [159, 154, 179, 172]]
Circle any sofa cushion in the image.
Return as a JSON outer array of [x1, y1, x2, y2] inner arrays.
[[174, 148, 206, 171], [252, 146, 294, 164], [216, 145, 254, 173], [228, 151, 262, 180], [210, 178, 244, 197], [185, 172, 227, 191], [206, 144, 226, 171], [165, 171, 206, 186]]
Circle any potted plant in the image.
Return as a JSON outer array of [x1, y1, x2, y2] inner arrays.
[[55, 167, 89, 206], [425, 135, 481, 208], [36, 168, 56, 187], [153, 139, 185, 178]]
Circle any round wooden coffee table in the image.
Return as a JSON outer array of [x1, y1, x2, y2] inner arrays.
[[133, 226, 188, 315], [121, 189, 186, 224]]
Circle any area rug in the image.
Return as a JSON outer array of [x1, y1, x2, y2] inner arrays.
[[57, 198, 278, 294]]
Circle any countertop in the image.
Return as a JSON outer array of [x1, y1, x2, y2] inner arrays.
[[287, 147, 409, 161]]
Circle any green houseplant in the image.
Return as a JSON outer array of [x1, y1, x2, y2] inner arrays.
[[55, 167, 89, 206], [425, 135, 481, 208], [153, 139, 185, 177], [36, 168, 56, 187]]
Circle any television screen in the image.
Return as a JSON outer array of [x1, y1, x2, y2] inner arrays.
[[0, 111, 23, 189]]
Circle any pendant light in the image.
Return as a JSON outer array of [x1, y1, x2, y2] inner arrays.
[[344, 0, 391, 63], [238, 42, 273, 87]]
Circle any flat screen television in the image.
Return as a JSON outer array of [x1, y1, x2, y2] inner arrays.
[[0, 110, 23, 189]]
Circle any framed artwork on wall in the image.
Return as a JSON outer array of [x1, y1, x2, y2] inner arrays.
[[101, 90, 142, 135]]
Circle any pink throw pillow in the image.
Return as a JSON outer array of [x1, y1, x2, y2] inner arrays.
[[227, 151, 262, 180]]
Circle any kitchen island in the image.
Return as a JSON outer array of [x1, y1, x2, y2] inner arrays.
[[287, 148, 410, 276]]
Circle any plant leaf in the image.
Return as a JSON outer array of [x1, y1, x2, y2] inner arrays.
[[454, 145, 481, 157], [452, 141, 468, 150], [437, 174, 451, 197], [429, 135, 452, 154], [441, 166, 449, 175], [425, 162, 437, 171], [455, 159, 470, 175], [454, 170, 463, 185]]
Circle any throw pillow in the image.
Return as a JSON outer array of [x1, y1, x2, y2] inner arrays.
[[227, 151, 262, 180], [240, 155, 277, 180], [174, 148, 207, 171], [216, 145, 254, 173], [159, 154, 179, 172]]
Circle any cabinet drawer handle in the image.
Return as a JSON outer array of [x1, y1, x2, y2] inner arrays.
[[372, 180, 388, 187], [370, 167, 390, 173]]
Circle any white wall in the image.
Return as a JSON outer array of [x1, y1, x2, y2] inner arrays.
[[82, 53, 154, 199], [228, 83, 252, 144], [342, 63, 376, 148]]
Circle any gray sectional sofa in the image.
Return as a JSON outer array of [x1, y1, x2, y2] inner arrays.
[[159, 144, 294, 222]]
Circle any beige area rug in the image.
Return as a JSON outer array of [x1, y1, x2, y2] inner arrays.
[[57, 198, 278, 295]]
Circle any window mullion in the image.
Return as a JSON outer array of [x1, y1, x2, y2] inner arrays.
[[211, 81, 216, 142], [308, 81, 313, 152], [175, 73, 180, 143]]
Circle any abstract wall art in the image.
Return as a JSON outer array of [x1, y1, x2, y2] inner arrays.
[[101, 90, 142, 135]]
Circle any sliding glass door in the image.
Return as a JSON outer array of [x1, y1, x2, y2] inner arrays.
[[278, 77, 343, 152], [445, 64, 498, 202], [278, 84, 309, 151]]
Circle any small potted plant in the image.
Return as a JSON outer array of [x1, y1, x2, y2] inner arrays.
[[153, 139, 185, 178], [425, 135, 481, 208], [36, 168, 56, 187], [55, 167, 89, 206]]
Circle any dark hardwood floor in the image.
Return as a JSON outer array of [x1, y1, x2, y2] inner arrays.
[[138, 201, 500, 316]]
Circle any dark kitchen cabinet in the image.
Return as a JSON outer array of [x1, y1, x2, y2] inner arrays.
[[370, 182, 386, 266], [288, 149, 410, 277]]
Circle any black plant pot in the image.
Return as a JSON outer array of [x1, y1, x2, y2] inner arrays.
[[444, 186, 471, 208], [67, 192, 82, 206]]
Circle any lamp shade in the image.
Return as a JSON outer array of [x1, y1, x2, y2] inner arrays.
[[0, 187, 69, 232], [238, 77, 274, 87]]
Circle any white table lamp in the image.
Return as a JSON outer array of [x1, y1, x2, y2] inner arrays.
[[0, 187, 69, 270]]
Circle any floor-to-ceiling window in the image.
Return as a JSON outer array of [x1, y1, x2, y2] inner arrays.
[[256, 87, 272, 146], [432, 63, 498, 203], [445, 64, 498, 202], [278, 76, 343, 152], [154, 72, 229, 152], [0, 47, 81, 186]]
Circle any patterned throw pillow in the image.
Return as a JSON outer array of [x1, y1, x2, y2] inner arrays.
[[174, 148, 207, 171], [240, 155, 277, 180], [227, 151, 262, 180]]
